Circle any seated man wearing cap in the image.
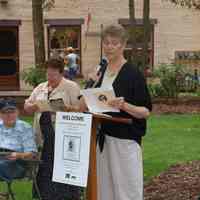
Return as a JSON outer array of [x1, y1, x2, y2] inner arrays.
[[0, 99, 37, 182]]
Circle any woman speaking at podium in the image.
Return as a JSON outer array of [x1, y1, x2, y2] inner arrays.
[[87, 24, 152, 200]]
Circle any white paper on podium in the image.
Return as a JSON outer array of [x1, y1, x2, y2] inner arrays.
[[81, 88, 119, 113], [52, 112, 92, 187]]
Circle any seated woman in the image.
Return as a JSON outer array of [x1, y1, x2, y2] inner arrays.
[[24, 58, 81, 200], [0, 98, 37, 182]]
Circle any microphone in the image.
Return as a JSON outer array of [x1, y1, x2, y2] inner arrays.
[[85, 57, 108, 89]]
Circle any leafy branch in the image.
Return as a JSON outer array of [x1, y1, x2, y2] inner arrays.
[[165, 0, 200, 9]]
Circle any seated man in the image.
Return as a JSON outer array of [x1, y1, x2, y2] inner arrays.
[[0, 98, 37, 182]]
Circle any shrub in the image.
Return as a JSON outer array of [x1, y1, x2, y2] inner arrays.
[[21, 66, 46, 87], [153, 63, 186, 98], [196, 87, 200, 97], [148, 83, 167, 98]]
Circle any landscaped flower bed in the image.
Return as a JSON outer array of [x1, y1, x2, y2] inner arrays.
[[152, 96, 200, 114]]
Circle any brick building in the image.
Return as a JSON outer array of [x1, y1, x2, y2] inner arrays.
[[0, 0, 199, 91]]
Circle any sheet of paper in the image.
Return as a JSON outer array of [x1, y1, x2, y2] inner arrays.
[[35, 99, 66, 112], [52, 112, 92, 187], [49, 98, 66, 111], [81, 88, 119, 113], [35, 100, 52, 112]]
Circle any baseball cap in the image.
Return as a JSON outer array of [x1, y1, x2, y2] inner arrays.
[[0, 99, 17, 113]]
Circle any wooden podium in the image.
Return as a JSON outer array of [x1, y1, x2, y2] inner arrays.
[[86, 113, 132, 200]]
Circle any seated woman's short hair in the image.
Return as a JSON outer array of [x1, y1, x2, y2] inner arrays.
[[45, 58, 64, 73]]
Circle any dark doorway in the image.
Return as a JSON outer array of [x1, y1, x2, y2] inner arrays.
[[0, 27, 19, 90]]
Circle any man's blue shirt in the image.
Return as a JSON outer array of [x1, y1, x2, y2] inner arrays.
[[0, 119, 37, 152]]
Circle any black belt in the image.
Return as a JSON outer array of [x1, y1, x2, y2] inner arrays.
[[96, 130, 105, 153]]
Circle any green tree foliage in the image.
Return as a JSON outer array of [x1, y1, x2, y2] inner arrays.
[[165, 0, 200, 9], [43, 0, 55, 10]]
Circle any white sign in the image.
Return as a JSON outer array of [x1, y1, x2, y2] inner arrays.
[[52, 112, 92, 187], [81, 87, 119, 113]]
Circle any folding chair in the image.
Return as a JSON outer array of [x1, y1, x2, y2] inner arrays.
[[0, 158, 42, 200]]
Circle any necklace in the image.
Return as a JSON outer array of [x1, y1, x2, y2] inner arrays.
[[107, 69, 116, 77], [107, 59, 126, 77]]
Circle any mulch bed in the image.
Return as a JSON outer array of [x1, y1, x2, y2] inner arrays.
[[152, 103, 200, 114], [152, 97, 200, 114], [144, 161, 200, 200]]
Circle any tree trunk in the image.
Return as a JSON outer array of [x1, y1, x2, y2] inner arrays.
[[142, 0, 150, 72], [129, 0, 137, 64], [32, 0, 46, 68]]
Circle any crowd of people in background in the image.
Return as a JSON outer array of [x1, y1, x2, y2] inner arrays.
[[0, 24, 152, 200]]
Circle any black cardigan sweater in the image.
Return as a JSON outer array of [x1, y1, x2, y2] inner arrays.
[[97, 62, 152, 145]]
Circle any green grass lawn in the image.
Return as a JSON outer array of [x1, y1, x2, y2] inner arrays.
[[1, 114, 200, 199], [143, 114, 200, 181]]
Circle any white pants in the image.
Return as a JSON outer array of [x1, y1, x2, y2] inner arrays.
[[97, 135, 143, 200]]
